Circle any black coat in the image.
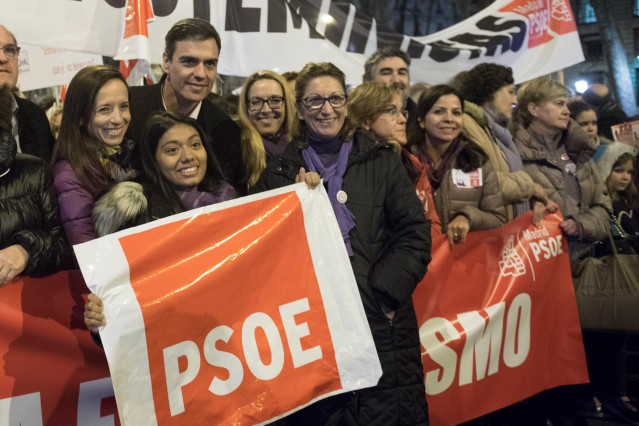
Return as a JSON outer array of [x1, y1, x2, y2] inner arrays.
[[257, 130, 431, 425], [127, 77, 245, 194], [0, 153, 71, 276], [16, 96, 55, 162]]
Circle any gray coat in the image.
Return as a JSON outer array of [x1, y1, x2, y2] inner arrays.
[[513, 120, 611, 264]]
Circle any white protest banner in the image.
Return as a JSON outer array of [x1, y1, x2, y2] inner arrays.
[[17, 44, 103, 92], [5, 0, 583, 86], [74, 183, 382, 425]]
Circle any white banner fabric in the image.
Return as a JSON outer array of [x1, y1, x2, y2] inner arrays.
[[4, 0, 583, 86]]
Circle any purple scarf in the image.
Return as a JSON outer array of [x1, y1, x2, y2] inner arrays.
[[302, 137, 355, 256]]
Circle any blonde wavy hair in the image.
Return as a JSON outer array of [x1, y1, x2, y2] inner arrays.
[[238, 70, 295, 187]]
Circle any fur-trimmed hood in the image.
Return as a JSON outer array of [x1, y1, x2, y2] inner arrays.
[[93, 181, 147, 237], [595, 141, 637, 179]]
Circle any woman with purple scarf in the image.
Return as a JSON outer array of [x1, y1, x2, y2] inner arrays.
[[256, 62, 431, 425], [456, 63, 553, 224]]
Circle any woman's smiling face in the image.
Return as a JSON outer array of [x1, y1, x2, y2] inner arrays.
[[298, 76, 347, 139], [155, 123, 207, 189]]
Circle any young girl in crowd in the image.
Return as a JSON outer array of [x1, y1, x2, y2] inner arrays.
[[238, 70, 295, 189], [52, 65, 135, 246], [85, 112, 235, 334], [584, 143, 639, 424]]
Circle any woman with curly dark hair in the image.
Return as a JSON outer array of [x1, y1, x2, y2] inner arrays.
[[455, 63, 552, 224]]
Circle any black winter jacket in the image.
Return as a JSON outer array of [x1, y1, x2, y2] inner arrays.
[[256, 130, 431, 426], [0, 153, 71, 276]]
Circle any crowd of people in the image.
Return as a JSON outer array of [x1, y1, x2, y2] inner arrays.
[[2, 15, 639, 426]]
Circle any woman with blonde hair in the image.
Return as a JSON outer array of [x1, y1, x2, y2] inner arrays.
[[238, 70, 295, 188], [512, 77, 609, 264]]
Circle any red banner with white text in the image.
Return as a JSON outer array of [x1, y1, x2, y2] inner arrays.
[[0, 211, 589, 426], [74, 184, 382, 425], [414, 212, 589, 426], [0, 271, 118, 426]]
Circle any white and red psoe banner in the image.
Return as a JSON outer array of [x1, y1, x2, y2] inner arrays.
[[6, 0, 582, 86], [0, 271, 118, 426], [74, 184, 382, 425], [414, 212, 589, 426], [0, 205, 591, 425]]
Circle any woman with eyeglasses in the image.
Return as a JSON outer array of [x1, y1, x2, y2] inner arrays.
[[256, 62, 430, 425], [409, 85, 507, 246], [348, 81, 441, 232], [238, 70, 295, 189]]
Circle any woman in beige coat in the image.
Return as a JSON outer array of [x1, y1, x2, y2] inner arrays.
[[457, 63, 550, 222]]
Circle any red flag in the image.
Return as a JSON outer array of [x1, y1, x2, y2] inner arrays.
[[115, 0, 156, 85]]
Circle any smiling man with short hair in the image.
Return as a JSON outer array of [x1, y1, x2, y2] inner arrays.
[[128, 19, 244, 192]]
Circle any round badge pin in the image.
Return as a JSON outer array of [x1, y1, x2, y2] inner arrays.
[[336, 190, 348, 204]]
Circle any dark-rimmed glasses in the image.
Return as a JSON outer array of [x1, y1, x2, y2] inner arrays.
[[379, 106, 409, 119], [246, 96, 285, 112], [300, 94, 347, 110], [0, 45, 20, 60]]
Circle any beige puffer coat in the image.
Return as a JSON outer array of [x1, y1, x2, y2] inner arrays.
[[432, 138, 508, 233], [463, 101, 535, 221], [513, 120, 611, 264]]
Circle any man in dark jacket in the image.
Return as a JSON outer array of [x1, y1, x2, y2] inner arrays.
[[127, 19, 245, 193], [0, 25, 55, 162]]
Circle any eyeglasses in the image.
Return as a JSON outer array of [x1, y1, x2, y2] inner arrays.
[[0, 45, 20, 60], [379, 106, 409, 119], [300, 94, 347, 110], [246, 96, 285, 112]]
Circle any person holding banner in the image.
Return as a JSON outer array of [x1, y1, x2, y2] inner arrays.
[[456, 64, 553, 224], [85, 111, 235, 335], [409, 84, 507, 247], [512, 77, 610, 266], [0, 85, 71, 286], [257, 62, 431, 425], [238, 70, 295, 190], [512, 77, 612, 425], [52, 65, 136, 247]]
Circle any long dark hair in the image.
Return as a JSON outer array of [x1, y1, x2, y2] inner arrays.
[[139, 111, 226, 216], [52, 65, 129, 196], [409, 84, 485, 174]]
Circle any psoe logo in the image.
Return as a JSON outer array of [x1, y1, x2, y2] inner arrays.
[[552, 0, 573, 22], [498, 236, 526, 277]]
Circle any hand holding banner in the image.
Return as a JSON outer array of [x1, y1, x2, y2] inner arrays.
[[75, 184, 382, 425], [414, 211, 589, 426]]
